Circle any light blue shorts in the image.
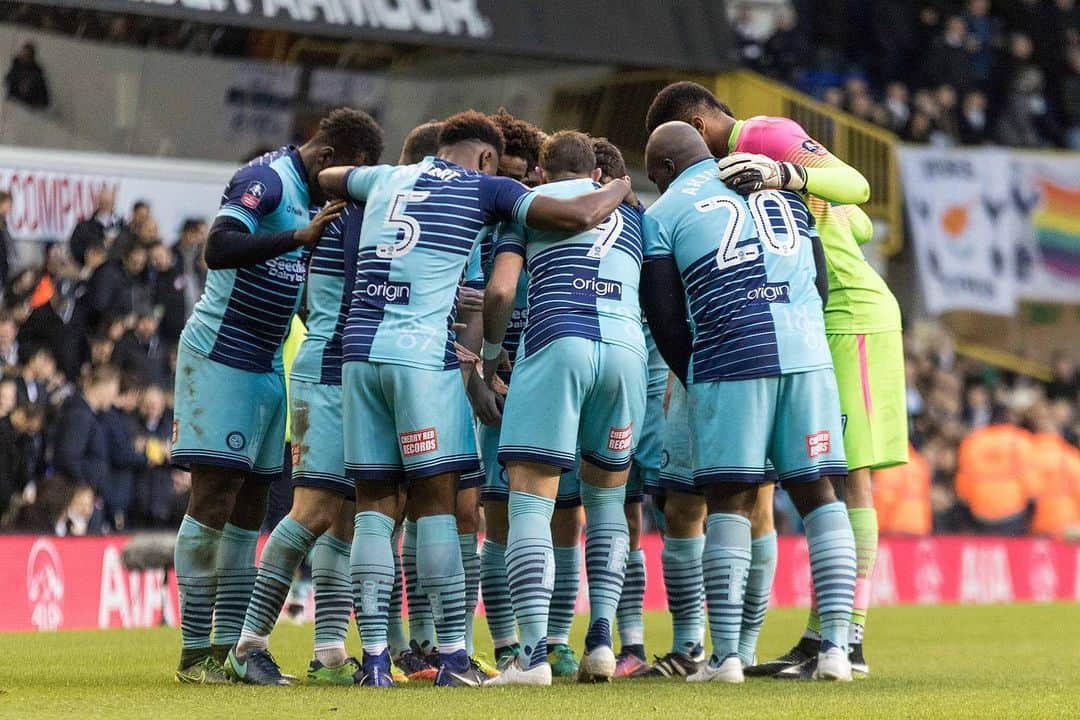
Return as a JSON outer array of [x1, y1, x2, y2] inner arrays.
[[480, 421, 581, 508], [628, 385, 666, 503], [172, 344, 285, 481], [499, 337, 647, 473], [656, 379, 699, 496], [289, 377, 354, 500], [342, 361, 480, 483], [689, 368, 848, 488]]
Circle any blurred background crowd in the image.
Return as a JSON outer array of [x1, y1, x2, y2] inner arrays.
[[0, 192, 205, 535], [733, 0, 1078, 148], [1, 192, 1077, 540]]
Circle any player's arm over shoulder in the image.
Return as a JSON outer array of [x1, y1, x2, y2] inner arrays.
[[485, 174, 633, 233], [745, 117, 870, 206], [319, 164, 394, 201]]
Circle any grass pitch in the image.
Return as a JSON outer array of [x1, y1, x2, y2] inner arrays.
[[2, 604, 1078, 720]]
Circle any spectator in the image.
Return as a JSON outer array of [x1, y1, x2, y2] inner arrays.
[[112, 204, 159, 261], [112, 309, 168, 386], [732, 5, 767, 69], [822, 86, 844, 109], [55, 484, 105, 537], [1027, 403, 1080, 539], [0, 309, 18, 370], [924, 15, 978, 92], [4, 41, 49, 109], [52, 365, 118, 492], [17, 280, 86, 380], [68, 187, 121, 267], [959, 90, 991, 144], [1046, 351, 1078, 402], [933, 84, 961, 143], [954, 424, 1035, 535], [81, 242, 150, 331], [173, 219, 207, 316], [1063, 45, 1080, 150], [0, 190, 13, 288], [0, 377, 15, 417], [995, 34, 1056, 147], [873, 444, 933, 536], [964, 0, 1001, 89], [962, 383, 995, 429], [132, 385, 175, 527], [84, 333, 115, 377], [148, 242, 186, 345], [13, 346, 57, 407], [883, 81, 911, 133], [0, 403, 45, 517], [763, 9, 808, 82], [101, 376, 147, 530]]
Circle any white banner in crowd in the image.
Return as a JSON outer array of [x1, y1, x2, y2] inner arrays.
[[900, 147, 1080, 315], [899, 147, 1017, 315], [0, 145, 233, 244]]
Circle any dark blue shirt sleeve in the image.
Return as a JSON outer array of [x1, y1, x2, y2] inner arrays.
[[478, 174, 532, 224], [217, 164, 285, 233]]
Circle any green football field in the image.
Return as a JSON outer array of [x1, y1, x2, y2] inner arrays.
[[2, 604, 1078, 720]]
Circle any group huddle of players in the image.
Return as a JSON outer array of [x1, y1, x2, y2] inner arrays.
[[169, 81, 907, 689]]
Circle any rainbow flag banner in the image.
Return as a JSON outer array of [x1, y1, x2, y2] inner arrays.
[[1013, 154, 1080, 304]]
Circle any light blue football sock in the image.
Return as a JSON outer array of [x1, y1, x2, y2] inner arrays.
[[506, 491, 555, 669]]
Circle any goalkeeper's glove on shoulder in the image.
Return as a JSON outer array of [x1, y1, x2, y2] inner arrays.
[[717, 152, 807, 195]]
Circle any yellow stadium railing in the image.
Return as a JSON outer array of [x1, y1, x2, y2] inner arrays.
[[546, 69, 903, 254], [712, 70, 902, 255]]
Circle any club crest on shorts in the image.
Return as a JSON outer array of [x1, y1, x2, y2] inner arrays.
[[806, 430, 831, 458], [226, 431, 247, 451], [608, 423, 633, 452], [291, 442, 302, 468], [400, 427, 438, 456]]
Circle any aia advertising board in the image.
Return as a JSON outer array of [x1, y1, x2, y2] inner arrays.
[[1, 534, 1077, 633]]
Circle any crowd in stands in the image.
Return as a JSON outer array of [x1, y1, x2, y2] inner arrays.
[[733, 0, 1079, 148], [0, 195, 1077, 539], [0, 193, 207, 536]]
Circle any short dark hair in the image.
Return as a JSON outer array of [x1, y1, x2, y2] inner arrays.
[[438, 110, 505, 157], [489, 108, 545, 169], [0, 190, 11, 204], [132, 200, 149, 213], [645, 81, 734, 133], [400, 121, 445, 164], [315, 107, 385, 165], [540, 130, 595, 177], [592, 137, 627, 179]]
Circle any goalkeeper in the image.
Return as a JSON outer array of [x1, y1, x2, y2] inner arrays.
[[646, 82, 908, 679]]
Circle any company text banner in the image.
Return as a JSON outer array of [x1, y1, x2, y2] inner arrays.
[[0, 146, 232, 243]]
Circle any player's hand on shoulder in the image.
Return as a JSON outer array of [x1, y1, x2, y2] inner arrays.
[[717, 152, 807, 195], [295, 200, 346, 248]]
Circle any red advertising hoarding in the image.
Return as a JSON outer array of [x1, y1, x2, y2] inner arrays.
[[1, 534, 1076, 633]]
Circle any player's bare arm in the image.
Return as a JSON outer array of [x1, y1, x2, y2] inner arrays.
[[481, 250, 524, 386], [523, 176, 633, 232]]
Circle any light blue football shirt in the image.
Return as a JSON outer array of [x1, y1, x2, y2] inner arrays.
[[642, 158, 831, 382]]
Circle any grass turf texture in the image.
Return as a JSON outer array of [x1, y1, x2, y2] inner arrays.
[[2, 604, 1078, 720]]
